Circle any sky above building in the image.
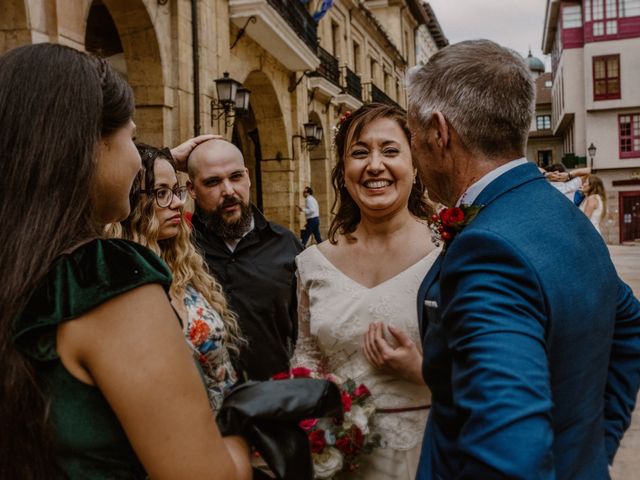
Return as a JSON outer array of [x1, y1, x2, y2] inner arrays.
[[428, 0, 551, 71]]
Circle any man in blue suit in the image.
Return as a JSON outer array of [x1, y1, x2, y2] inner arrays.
[[406, 40, 640, 479]]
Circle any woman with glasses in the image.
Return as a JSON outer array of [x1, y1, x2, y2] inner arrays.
[[111, 143, 243, 411]]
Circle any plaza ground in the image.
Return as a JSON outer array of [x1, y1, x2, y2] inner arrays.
[[608, 244, 640, 480]]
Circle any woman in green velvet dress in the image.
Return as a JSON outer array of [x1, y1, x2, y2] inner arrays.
[[0, 43, 251, 479]]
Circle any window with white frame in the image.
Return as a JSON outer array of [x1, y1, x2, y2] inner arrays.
[[536, 115, 552, 130], [562, 4, 583, 27], [621, 0, 640, 16]]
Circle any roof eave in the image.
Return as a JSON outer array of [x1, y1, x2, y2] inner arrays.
[[542, 0, 561, 54]]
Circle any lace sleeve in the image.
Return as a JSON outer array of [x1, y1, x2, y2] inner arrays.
[[291, 270, 324, 371]]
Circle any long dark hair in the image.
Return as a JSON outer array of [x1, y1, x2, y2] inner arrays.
[[0, 43, 134, 477], [329, 103, 433, 243]]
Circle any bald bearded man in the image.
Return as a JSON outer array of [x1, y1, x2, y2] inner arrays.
[[187, 140, 302, 381]]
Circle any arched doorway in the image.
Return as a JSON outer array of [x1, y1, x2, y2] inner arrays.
[[84, 0, 165, 146], [232, 105, 263, 212], [0, 0, 30, 53], [308, 110, 331, 239], [240, 70, 291, 227]]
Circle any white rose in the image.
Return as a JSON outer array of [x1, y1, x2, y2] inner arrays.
[[345, 405, 369, 435], [313, 447, 344, 479]]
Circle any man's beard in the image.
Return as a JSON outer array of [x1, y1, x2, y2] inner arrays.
[[200, 197, 253, 239]]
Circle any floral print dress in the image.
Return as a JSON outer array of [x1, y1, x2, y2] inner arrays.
[[183, 284, 237, 412]]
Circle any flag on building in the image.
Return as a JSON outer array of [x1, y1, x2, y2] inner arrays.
[[313, 0, 335, 22]]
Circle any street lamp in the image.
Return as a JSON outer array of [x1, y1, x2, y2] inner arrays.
[[588, 143, 597, 170], [210, 72, 251, 131], [292, 121, 324, 155]]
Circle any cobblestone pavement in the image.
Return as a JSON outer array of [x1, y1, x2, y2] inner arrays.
[[608, 245, 640, 480]]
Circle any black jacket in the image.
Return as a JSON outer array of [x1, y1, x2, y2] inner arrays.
[[192, 206, 303, 381]]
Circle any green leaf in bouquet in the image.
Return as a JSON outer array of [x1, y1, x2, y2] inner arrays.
[[342, 378, 356, 394]]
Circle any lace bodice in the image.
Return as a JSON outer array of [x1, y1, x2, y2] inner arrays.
[[293, 246, 440, 450]]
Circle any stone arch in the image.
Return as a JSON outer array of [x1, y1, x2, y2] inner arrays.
[[308, 110, 332, 239], [0, 0, 30, 52], [241, 70, 292, 227], [84, 0, 165, 146], [232, 105, 263, 212]]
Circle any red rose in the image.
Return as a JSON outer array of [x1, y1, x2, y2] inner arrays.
[[291, 367, 312, 378], [440, 207, 465, 227], [341, 391, 353, 412], [430, 214, 440, 223], [335, 436, 355, 456], [299, 418, 318, 431], [271, 372, 290, 380], [308, 429, 326, 453], [441, 231, 452, 242], [353, 384, 371, 399], [351, 426, 365, 449]]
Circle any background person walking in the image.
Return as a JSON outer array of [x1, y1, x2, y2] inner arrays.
[[298, 186, 322, 246]]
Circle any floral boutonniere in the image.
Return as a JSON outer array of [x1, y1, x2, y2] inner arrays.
[[428, 205, 483, 248]]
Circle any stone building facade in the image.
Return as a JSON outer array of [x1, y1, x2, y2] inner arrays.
[[0, 0, 447, 236]]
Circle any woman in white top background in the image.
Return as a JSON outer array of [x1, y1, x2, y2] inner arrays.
[[580, 174, 606, 235], [293, 103, 439, 479]]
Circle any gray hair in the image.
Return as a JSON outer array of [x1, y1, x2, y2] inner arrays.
[[406, 39, 535, 160]]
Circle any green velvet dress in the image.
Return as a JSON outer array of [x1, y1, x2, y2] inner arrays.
[[12, 239, 173, 479]]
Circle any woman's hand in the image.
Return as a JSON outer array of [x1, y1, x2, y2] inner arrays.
[[170, 134, 222, 172], [363, 322, 425, 385]]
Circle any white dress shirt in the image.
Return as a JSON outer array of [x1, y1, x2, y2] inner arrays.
[[304, 195, 320, 219], [456, 158, 529, 206]]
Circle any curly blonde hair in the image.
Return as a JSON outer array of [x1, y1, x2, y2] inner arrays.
[[108, 144, 244, 354]]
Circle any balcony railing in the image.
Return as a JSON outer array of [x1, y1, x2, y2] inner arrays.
[[369, 83, 399, 108], [342, 67, 362, 100], [310, 46, 340, 86], [266, 0, 318, 54]]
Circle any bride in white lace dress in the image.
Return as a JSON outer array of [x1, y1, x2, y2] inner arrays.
[[294, 104, 439, 479]]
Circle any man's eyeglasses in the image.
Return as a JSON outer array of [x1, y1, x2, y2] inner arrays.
[[141, 186, 188, 208]]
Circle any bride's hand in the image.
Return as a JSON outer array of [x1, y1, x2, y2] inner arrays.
[[363, 323, 425, 385]]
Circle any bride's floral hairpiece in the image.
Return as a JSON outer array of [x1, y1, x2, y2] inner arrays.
[[331, 111, 351, 147]]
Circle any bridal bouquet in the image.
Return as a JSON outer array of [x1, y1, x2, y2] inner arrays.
[[272, 367, 382, 479]]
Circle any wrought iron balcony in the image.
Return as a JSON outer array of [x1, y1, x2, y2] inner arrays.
[[369, 83, 399, 108], [342, 66, 362, 100], [310, 46, 340, 86], [266, 0, 318, 54]]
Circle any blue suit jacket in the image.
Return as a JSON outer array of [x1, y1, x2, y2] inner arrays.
[[416, 163, 640, 479]]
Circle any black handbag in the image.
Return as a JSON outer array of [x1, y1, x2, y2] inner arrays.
[[216, 379, 342, 480]]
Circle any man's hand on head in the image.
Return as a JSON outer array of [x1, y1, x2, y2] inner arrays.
[[171, 134, 223, 172]]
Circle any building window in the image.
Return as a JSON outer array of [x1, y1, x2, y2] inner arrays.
[[331, 22, 340, 58], [619, 114, 640, 157], [593, 55, 620, 100], [621, 0, 640, 17], [536, 115, 552, 130], [352, 41, 360, 74], [545, 79, 553, 88], [562, 4, 583, 27], [593, 0, 605, 20]]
